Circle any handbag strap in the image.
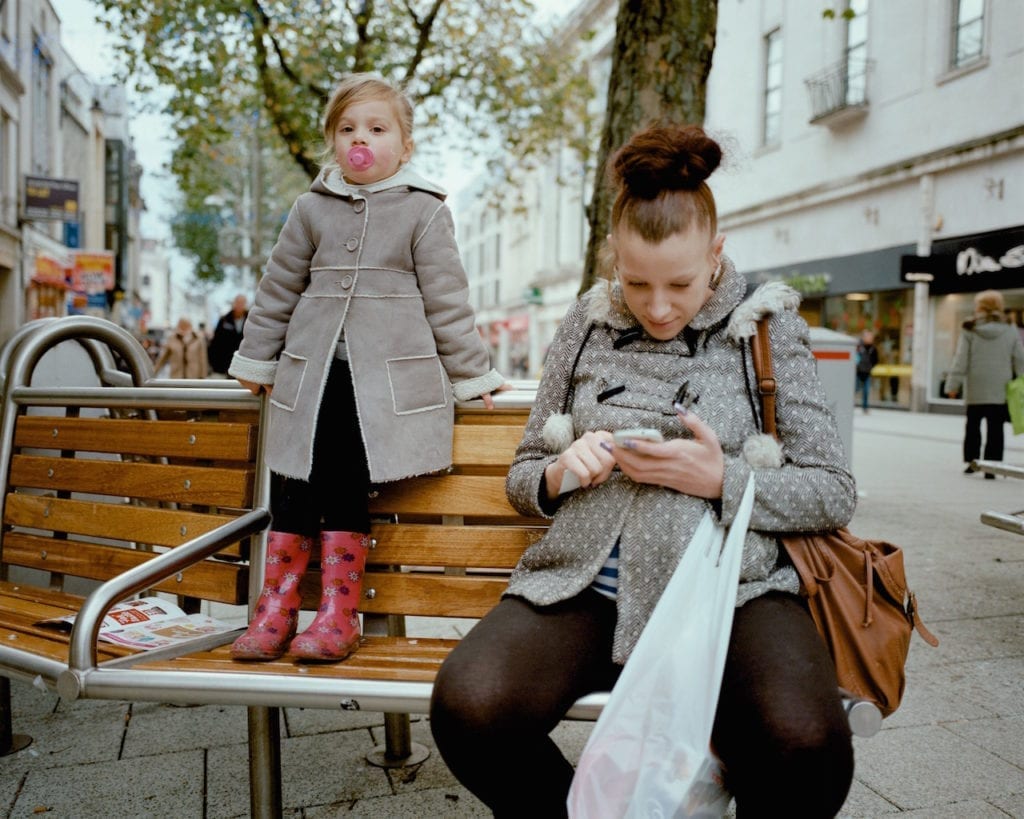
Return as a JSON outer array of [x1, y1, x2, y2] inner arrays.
[[752, 317, 940, 647], [751, 316, 777, 438]]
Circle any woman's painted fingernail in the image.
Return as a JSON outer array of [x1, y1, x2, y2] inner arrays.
[[599, 441, 614, 452], [674, 401, 689, 415], [620, 439, 637, 450]]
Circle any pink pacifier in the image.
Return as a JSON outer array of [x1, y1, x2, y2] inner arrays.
[[347, 146, 375, 171]]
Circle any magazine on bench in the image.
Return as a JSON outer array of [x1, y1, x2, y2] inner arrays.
[[38, 596, 241, 650]]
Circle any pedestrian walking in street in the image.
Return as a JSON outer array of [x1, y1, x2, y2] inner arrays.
[[430, 123, 856, 817], [855, 329, 879, 413], [153, 316, 208, 379], [207, 294, 248, 376], [945, 289, 1024, 477], [227, 73, 506, 662]]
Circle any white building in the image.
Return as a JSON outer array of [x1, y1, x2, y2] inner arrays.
[[706, 0, 1023, 411], [0, 0, 144, 348], [456, 0, 1023, 412]]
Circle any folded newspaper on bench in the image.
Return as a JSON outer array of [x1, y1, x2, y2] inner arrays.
[[39, 596, 240, 650]]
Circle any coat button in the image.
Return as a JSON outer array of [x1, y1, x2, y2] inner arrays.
[[340, 274, 354, 289], [353, 200, 365, 213], [346, 237, 359, 251]]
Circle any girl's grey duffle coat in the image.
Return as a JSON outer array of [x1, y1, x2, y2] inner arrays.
[[229, 166, 503, 483], [504, 260, 858, 664]]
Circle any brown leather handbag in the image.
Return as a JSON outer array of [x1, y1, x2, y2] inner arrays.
[[750, 318, 938, 717]]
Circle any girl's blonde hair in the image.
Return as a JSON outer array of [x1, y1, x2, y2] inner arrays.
[[319, 73, 415, 167]]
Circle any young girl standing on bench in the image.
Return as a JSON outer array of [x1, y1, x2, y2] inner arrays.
[[228, 73, 504, 662]]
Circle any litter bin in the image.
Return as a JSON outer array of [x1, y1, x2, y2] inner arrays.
[[809, 327, 857, 467]]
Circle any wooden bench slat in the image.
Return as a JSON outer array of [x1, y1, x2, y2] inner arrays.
[[134, 636, 457, 682], [368, 475, 518, 517], [10, 455, 254, 508], [3, 494, 245, 551], [0, 627, 131, 665], [0, 579, 94, 610], [14, 416, 256, 461], [367, 523, 544, 568], [455, 408, 531, 426], [353, 571, 507, 618], [451, 425, 523, 469], [1, 532, 248, 605]]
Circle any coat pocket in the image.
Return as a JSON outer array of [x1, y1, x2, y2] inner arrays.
[[386, 354, 447, 415], [269, 351, 308, 412]]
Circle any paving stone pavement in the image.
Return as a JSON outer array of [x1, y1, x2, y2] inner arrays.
[[1, 408, 1022, 817]]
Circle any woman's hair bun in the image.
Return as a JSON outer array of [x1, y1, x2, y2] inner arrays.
[[611, 124, 722, 200]]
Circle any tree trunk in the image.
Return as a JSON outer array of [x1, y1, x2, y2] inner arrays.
[[580, 0, 718, 295]]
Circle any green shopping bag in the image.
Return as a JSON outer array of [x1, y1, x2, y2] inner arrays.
[[1008, 376, 1024, 436]]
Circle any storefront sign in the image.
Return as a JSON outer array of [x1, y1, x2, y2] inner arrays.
[[32, 253, 69, 287], [70, 250, 115, 294], [24, 176, 80, 221], [911, 225, 1024, 295]]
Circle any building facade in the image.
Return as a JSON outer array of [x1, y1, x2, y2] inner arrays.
[[0, 0, 152, 349], [455, 0, 1023, 413], [706, 0, 1023, 412]]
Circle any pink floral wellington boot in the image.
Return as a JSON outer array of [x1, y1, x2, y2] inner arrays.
[[289, 531, 370, 661], [230, 531, 313, 661]]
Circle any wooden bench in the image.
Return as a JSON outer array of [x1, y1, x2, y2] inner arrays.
[[0, 316, 569, 817], [1, 316, 878, 818]]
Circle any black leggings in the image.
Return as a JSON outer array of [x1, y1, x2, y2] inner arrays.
[[270, 358, 371, 537], [430, 590, 853, 818]]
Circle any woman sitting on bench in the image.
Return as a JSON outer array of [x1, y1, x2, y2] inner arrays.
[[430, 124, 857, 817]]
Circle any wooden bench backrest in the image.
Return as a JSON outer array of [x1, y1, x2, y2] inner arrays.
[[2, 409, 258, 606], [295, 404, 544, 620]]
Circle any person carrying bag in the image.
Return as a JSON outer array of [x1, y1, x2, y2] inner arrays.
[[430, 124, 858, 818]]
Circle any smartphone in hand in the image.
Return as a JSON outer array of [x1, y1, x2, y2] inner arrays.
[[613, 428, 664, 445]]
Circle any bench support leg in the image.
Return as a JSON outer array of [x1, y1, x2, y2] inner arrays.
[[248, 705, 283, 819], [366, 712, 430, 768], [0, 678, 32, 757], [361, 612, 430, 768]]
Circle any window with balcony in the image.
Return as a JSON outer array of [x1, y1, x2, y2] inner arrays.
[[762, 29, 783, 146], [951, 0, 985, 68], [805, 1, 872, 127]]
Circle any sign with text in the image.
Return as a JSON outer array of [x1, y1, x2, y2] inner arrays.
[[70, 250, 115, 294], [24, 175, 80, 221]]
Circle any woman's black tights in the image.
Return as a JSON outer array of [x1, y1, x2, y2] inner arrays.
[[430, 590, 853, 818]]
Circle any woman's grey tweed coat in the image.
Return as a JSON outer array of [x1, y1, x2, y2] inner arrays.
[[229, 166, 503, 483], [504, 259, 857, 664]]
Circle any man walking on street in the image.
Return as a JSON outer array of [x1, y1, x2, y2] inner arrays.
[[208, 294, 248, 377]]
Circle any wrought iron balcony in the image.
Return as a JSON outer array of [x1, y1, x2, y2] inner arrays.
[[805, 57, 874, 127]]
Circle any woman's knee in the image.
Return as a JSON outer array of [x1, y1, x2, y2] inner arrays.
[[431, 659, 512, 737], [729, 713, 853, 816]]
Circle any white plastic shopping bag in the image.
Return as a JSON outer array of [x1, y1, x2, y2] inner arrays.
[[567, 475, 756, 819]]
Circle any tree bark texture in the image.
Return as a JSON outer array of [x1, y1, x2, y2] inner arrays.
[[580, 0, 718, 295]]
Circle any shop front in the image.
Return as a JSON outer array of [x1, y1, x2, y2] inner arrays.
[[746, 225, 1024, 412], [904, 224, 1024, 407], [746, 243, 917, 409]]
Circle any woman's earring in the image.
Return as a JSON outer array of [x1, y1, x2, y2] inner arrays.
[[709, 262, 723, 290]]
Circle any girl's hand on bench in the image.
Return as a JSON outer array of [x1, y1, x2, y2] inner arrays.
[[237, 377, 272, 397]]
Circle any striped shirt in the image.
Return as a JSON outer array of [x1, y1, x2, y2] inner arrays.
[[590, 540, 620, 600]]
